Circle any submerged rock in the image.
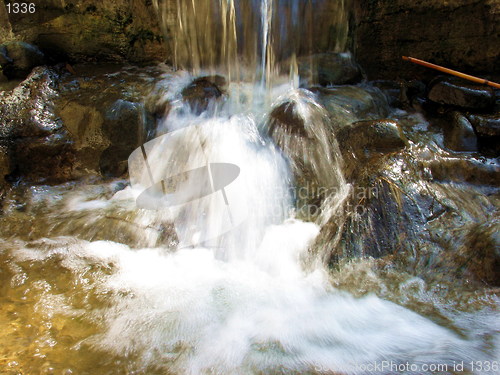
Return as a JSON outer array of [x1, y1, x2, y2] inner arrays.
[[444, 112, 477, 152], [298, 52, 363, 86], [427, 76, 495, 110], [181, 77, 224, 114], [0, 42, 45, 79]]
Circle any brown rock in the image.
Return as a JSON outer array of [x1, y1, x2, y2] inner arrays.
[[337, 119, 406, 158]]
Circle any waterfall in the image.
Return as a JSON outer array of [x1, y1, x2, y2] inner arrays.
[[153, 0, 350, 87], [1, 1, 497, 374]]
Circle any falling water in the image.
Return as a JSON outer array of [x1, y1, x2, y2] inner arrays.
[[153, 0, 350, 86]]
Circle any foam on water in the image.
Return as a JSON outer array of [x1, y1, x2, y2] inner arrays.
[[7, 227, 498, 375]]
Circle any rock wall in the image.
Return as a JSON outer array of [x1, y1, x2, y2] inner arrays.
[[0, 0, 171, 63], [1, 0, 498, 79], [354, 0, 500, 80]]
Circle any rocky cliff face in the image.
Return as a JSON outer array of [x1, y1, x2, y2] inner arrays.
[[2, 0, 497, 81], [0, 0, 170, 63], [354, 0, 500, 80]]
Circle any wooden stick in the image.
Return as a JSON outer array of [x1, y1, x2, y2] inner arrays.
[[402, 56, 500, 89]]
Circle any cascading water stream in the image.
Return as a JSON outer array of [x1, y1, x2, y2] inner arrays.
[[0, 1, 498, 374]]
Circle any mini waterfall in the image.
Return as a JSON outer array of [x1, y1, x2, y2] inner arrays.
[[153, 0, 350, 86], [0, 1, 498, 374]]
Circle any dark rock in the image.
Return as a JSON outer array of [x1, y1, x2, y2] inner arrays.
[[467, 113, 500, 137], [145, 90, 171, 120], [337, 119, 406, 158], [100, 99, 144, 177], [466, 113, 500, 154], [10, 133, 75, 183], [181, 77, 223, 114], [427, 76, 495, 110], [371, 80, 404, 107], [355, 0, 499, 81], [444, 112, 477, 152], [0, 42, 45, 79], [0, 45, 11, 65], [298, 52, 363, 86], [0, 143, 10, 184]]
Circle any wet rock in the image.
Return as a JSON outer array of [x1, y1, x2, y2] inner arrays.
[[428, 159, 499, 186], [11, 133, 75, 183], [313, 85, 389, 124], [58, 101, 110, 174], [100, 100, 144, 177], [337, 119, 406, 159], [144, 90, 171, 120], [371, 80, 404, 107], [427, 76, 495, 110], [0, 67, 62, 139], [181, 77, 223, 114], [0, 143, 10, 183], [0, 67, 75, 183], [0, 42, 45, 79], [268, 101, 307, 137], [466, 113, 500, 154], [444, 112, 477, 152], [461, 222, 500, 286], [467, 113, 500, 137], [298, 52, 363, 86]]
